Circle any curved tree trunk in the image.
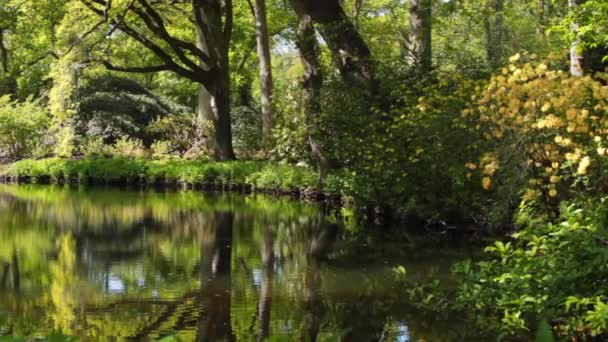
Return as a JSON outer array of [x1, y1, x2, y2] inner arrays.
[[290, 0, 375, 93], [293, 11, 330, 181]]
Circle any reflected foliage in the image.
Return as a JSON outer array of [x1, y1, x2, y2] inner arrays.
[[0, 185, 479, 340]]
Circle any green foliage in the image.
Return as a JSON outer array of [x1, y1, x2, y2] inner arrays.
[[53, 125, 76, 158], [146, 114, 199, 156], [231, 106, 264, 158], [0, 158, 319, 192], [454, 199, 608, 339], [0, 96, 50, 160], [111, 136, 147, 159]]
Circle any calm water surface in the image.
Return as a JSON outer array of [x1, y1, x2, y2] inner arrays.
[[0, 185, 481, 341]]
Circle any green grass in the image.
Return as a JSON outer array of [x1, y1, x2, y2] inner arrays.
[[0, 157, 321, 193]]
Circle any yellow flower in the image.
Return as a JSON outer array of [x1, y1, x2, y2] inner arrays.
[[552, 162, 560, 169], [509, 53, 521, 63], [577, 156, 591, 175], [482, 177, 492, 190], [465, 162, 477, 170], [598, 147, 606, 156], [541, 102, 551, 112], [549, 189, 558, 198], [594, 136, 602, 143], [549, 175, 561, 184]]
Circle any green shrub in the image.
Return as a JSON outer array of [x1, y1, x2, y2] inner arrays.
[[454, 199, 608, 339], [0, 158, 319, 192], [0, 96, 51, 160], [111, 136, 148, 159]]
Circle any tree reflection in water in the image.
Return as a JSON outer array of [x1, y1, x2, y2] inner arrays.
[[0, 185, 481, 341]]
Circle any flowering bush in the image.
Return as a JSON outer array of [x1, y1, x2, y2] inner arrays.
[[463, 53, 608, 212]]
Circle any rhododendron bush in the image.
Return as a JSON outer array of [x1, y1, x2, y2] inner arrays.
[[462, 53, 608, 212]]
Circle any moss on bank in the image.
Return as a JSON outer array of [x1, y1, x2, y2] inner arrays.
[[0, 158, 323, 197]]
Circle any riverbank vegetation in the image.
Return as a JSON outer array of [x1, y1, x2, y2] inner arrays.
[[2, 0, 608, 339]]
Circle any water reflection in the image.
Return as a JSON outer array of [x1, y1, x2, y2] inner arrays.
[[0, 185, 482, 341]]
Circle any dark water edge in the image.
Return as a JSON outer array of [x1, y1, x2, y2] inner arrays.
[[0, 184, 490, 341]]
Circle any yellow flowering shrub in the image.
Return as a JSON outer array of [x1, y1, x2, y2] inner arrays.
[[462, 53, 608, 206]]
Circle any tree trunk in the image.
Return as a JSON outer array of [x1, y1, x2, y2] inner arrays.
[[484, 0, 505, 71], [212, 72, 237, 161], [254, 0, 275, 139], [0, 29, 8, 74], [569, 0, 584, 76], [294, 12, 330, 181], [1, 262, 9, 288], [406, 0, 432, 73], [11, 249, 19, 290], [195, 25, 215, 151], [195, 2, 237, 160], [290, 0, 375, 92]]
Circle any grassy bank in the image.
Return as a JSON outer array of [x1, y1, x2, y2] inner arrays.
[[0, 158, 324, 198]]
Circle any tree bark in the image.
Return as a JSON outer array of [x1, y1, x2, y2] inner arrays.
[[253, 0, 275, 139], [294, 12, 330, 181], [212, 71, 237, 161], [405, 0, 432, 73], [0, 28, 8, 74], [11, 249, 19, 290], [290, 0, 375, 92], [569, 0, 584, 76], [195, 0, 236, 160], [484, 0, 505, 71]]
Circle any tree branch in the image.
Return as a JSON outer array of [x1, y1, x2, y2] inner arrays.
[[101, 60, 172, 73]]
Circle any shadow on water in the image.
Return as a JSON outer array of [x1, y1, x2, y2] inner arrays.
[[0, 184, 486, 341]]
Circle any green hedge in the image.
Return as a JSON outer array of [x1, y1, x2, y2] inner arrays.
[[0, 158, 320, 193]]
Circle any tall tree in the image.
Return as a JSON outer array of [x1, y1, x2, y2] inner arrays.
[[405, 0, 432, 73], [290, 0, 375, 92], [251, 0, 275, 139], [484, 0, 505, 70], [569, 0, 584, 76], [80, 0, 236, 160], [292, 7, 329, 181], [0, 28, 7, 74]]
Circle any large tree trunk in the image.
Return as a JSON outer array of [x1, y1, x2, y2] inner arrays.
[[405, 0, 432, 73], [254, 0, 275, 139], [196, 25, 215, 152], [484, 0, 505, 71], [294, 12, 330, 181], [212, 72, 237, 161], [195, 2, 237, 160], [290, 0, 375, 92]]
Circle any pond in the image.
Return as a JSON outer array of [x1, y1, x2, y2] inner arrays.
[[0, 185, 483, 341]]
